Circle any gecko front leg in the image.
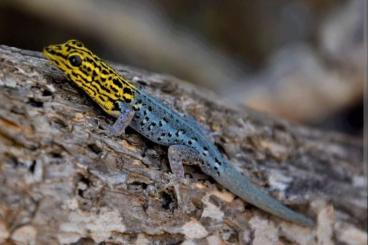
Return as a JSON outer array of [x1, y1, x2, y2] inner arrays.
[[106, 101, 135, 136]]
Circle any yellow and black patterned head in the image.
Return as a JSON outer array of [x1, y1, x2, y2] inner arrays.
[[43, 39, 136, 116]]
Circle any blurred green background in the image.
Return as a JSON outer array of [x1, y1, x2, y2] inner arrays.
[[0, 0, 364, 137]]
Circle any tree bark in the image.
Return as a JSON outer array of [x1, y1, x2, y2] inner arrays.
[[0, 45, 366, 245]]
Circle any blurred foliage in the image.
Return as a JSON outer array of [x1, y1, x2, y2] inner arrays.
[[155, 0, 337, 67]]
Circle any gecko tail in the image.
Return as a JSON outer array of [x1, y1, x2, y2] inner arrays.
[[215, 163, 314, 227]]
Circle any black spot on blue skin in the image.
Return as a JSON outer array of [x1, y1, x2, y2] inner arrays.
[[188, 140, 192, 145], [148, 123, 156, 131], [203, 146, 208, 151], [157, 137, 162, 141], [145, 117, 149, 121], [177, 130, 186, 137], [125, 98, 132, 103], [143, 110, 147, 116], [213, 165, 220, 175], [168, 133, 172, 137], [159, 121, 163, 127], [148, 106, 153, 112], [112, 101, 120, 111], [215, 158, 222, 166]]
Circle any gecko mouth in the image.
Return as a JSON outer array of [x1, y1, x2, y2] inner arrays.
[[43, 45, 57, 61], [43, 46, 51, 56], [42, 44, 67, 69]]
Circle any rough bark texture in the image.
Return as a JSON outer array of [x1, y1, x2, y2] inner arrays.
[[0, 45, 366, 245]]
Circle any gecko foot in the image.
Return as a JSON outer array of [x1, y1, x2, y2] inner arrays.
[[167, 145, 201, 211], [104, 103, 135, 137]]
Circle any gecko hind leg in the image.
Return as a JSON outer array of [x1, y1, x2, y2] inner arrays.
[[167, 145, 202, 209], [106, 101, 135, 136]]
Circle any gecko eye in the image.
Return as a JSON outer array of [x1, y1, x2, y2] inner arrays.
[[68, 55, 82, 67]]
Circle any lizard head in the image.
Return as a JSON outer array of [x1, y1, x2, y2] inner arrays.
[[43, 39, 136, 116], [43, 40, 93, 80]]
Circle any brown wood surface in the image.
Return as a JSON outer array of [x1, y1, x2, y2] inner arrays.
[[0, 45, 366, 245]]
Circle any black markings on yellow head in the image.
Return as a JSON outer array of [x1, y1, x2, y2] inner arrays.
[[43, 39, 136, 116]]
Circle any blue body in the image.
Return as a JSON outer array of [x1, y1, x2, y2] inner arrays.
[[122, 90, 313, 226]]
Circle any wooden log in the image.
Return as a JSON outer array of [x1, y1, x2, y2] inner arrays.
[[0, 45, 365, 244]]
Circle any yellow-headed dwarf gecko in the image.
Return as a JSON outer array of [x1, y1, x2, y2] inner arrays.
[[43, 40, 314, 226]]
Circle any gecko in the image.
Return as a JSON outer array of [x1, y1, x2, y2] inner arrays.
[[43, 40, 314, 227]]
